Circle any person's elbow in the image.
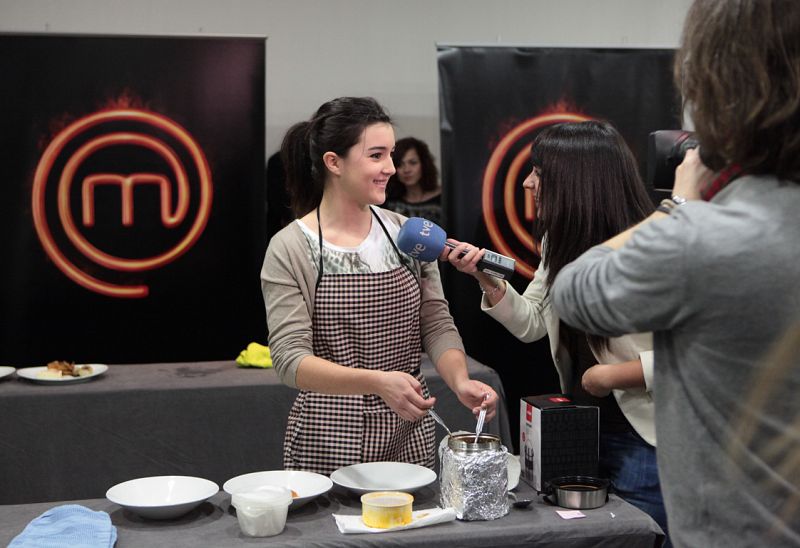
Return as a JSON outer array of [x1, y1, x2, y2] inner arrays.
[[551, 263, 623, 338]]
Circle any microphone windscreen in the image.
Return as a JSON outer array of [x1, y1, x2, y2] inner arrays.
[[396, 217, 447, 262]]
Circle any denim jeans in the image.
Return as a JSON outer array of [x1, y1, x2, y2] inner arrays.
[[600, 430, 670, 547]]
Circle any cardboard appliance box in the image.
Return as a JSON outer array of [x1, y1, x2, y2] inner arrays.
[[520, 394, 599, 491]]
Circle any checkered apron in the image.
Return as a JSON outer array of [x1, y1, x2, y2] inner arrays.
[[283, 217, 435, 475]]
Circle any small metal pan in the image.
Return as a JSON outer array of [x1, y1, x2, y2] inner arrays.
[[543, 476, 610, 509]]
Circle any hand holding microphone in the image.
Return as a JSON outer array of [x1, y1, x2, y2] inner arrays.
[[396, 217, 515, 280]]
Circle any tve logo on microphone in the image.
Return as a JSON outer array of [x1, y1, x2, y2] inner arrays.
[[406, 218, 436, 259], [31, 108, 213, 298]]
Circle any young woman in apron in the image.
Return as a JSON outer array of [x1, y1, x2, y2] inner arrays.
[[262, 97, 498, 475]]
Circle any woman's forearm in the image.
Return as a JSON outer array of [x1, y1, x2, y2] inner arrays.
[[432, 348, 470, 392], [294, 355, 383, 395]]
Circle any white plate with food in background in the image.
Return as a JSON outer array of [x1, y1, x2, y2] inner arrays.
[[16, 363, 108, 384], [0, 366, 16, 381], [330, 462, 437, 495], [223, 470, 333, 510]]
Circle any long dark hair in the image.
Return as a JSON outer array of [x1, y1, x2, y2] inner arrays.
[[281, 97, 393, 217], [676, 0, 800, 180], [385, 137, 440, 200], [531, 121, 653, 351], [532, 120, 653, 286]]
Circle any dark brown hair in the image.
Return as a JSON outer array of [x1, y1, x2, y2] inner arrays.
[[676, 0, 800, 180], [531, 121, 654, 353], [281, 97, 393, 216], [386, 137, 440, 200], [532, 120, 654, 287]]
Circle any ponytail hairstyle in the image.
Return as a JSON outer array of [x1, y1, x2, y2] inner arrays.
[[280, 97, 393, 217]]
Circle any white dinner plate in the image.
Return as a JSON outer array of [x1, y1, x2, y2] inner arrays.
[[16, 364, 108, 384], [223, 470, 333, 510], [0, 366, 15, 380], [330, 462, 437, 495], [106, 475, 218, 520]]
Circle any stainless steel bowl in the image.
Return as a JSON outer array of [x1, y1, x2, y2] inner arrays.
[[545, 476, 609, 509]]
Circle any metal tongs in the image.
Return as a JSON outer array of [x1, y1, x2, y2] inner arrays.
[[474, 393, 490, 443]]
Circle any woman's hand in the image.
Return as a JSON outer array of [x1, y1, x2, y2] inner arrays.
[[439, 239, 484, 275], [377, 371, 435, 422], [673, 147, 716, 200], [454, 380, 498, 421], [581, 364, 614, 397]]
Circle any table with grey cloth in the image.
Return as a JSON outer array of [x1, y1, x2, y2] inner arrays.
[[0, 480, 664, 548], [0, 355, 512, 505]]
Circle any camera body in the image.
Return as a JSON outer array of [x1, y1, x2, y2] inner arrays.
[[647, 130, 699, 191]]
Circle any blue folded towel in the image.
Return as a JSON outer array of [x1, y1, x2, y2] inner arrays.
[[9, 504, 117, 548]]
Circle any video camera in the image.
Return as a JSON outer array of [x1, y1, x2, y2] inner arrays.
[[646, 130, 699, 191]]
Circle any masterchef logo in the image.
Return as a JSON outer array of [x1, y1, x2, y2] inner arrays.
[[31, 109, 213, 298], [481, 110, 591, 279]]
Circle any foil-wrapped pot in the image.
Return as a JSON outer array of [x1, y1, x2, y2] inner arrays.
[[440, 433, 509, 520]]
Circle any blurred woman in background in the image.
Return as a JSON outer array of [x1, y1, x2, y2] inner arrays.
[[383, 137, 443, 226]]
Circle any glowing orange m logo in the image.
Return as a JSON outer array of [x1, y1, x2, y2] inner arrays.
[[82, 173, 189, 228]]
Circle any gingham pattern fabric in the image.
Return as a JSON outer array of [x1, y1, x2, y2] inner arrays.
[[283, 265, 435, 475]]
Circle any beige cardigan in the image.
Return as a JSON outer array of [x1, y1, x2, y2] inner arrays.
[[482, 260, 656, 446], [260, 208, 464, 388]]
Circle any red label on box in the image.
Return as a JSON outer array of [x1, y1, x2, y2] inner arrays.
[[526, 404, 532, 422], [548, 396, 571, 403]]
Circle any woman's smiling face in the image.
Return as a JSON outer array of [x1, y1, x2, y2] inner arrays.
[[336, 122, 396, 206]]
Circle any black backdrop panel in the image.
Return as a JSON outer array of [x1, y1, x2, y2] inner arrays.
[[0, 34, 266, 364], [438, 46, 681, 449]]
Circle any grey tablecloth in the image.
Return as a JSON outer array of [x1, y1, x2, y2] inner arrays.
[[0, 356, 512, 504], [0, 481, 664, 548]]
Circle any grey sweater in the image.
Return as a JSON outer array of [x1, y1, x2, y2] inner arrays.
[[551, 175, 800, 547]]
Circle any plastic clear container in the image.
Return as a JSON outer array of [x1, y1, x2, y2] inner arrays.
[[361, 491, 414, 528], [231, 486, 292, 537]]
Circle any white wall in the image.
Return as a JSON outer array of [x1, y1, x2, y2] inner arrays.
[[0, 0, 692, 161]]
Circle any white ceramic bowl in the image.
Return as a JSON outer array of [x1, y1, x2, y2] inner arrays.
[[330, 462, 437, 495], [223, 470, 333, 510], [106, 475, 218, 520]]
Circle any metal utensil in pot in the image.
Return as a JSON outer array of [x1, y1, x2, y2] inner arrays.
[[428, 408, 452, 436]]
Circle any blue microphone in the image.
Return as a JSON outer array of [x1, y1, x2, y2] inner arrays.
[[397, 217, 516, 280]]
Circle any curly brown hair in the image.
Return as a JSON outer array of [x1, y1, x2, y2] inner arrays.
[[675, 0, 800, 180], [385, 137, 440, 200]]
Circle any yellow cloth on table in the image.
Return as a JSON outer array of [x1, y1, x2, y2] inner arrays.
[[236, 343, 273, 368]]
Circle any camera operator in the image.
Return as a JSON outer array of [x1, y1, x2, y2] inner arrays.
[[549, 1, 800, 546]]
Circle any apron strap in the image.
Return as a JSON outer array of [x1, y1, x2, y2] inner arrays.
[[314, 206, 418, 288], [315, 207, 324, 289]]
